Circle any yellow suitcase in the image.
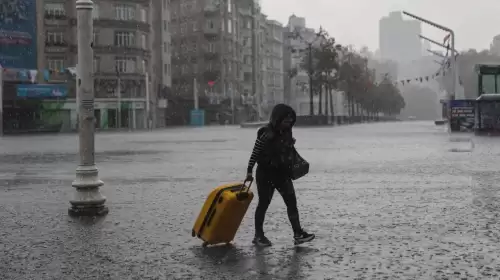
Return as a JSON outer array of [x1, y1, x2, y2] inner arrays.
[[192, 181, 254, 247]]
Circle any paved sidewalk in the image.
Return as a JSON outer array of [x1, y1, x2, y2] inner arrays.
[[0, 122, 499, 279]]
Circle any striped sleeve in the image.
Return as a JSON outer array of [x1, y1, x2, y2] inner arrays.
[[247, 130, 270, 174]]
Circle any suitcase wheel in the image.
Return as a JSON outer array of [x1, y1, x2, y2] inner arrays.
[[202, 242, 208, 247], [191, 229, 195, 237]]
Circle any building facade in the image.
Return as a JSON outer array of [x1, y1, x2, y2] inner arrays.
[[1, 0, 171, 134], [261, 19, 285, 115], [168, 0, 245, 124], [283, 15, 320, 116]]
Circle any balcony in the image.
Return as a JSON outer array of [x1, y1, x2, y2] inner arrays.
[[91, 44, 151, 57], [204, 52, 219, 60], [44, 13, 68, 26], [203, 70, 221, 82], [45, 71, 70, 83], [45, 41, 70, 53], [94, 78, 145, 98], [203, 26, 219, 36], [69, 17, 150, 33], [94, 71, 146, 81], [204, 4, 219, 15]]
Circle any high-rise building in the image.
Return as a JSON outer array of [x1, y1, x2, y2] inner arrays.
[[379, 11, 422, 64], [1, 0, 171, 134], [490, 34, 500, 55]]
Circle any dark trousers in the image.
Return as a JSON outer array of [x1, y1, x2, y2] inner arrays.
[[254, 165, 302, 236]]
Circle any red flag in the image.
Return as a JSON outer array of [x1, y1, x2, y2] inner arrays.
[[443, 33, 451, 44]]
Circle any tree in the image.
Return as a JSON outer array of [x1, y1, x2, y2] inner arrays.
[[305, 34, 340, 116], [336, 48, 405, 118]]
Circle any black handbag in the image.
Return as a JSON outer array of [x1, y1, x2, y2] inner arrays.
[[289, 148, 309, 180]]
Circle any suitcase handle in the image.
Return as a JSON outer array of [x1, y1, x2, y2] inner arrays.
[[236, 179, 252, 201], [240, 179, 253, 193]]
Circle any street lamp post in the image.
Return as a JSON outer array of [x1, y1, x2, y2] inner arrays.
[[69, 0, 108, 217], [427, 49, 446, 58], [403, 11, 458, 100], [420, 35, 458, 54]]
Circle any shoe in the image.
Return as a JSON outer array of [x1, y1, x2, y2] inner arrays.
[[294, 231, 315, 245], [252, 235, 272, 247]]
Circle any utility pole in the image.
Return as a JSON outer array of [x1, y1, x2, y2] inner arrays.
[[0, 64, 3, 136], [144, 61, 151, 130], [69, 0, 108, 217], [116, 66, 121, 129], [308, 43, 314, 115]]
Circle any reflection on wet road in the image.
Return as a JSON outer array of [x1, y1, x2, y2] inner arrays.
[[0, 122, 499, 279]]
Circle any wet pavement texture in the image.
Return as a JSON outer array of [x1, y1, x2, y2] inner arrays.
[[1, 122, 500, 279]]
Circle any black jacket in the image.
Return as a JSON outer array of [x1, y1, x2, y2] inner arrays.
[[247, 104, 297, 174]]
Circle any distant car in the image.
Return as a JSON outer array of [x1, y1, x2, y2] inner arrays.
[[408, 116, 416, 120]]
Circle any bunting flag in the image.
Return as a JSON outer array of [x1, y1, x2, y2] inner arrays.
[[394, 60, 459, 86], [0, 67, 71, 82], [29, 70, 38, 83]]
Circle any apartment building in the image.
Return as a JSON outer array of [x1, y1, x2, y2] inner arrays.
[[36, 0, 170, 131], [168, 0, 276, 123], [262, 18, 284, 110]]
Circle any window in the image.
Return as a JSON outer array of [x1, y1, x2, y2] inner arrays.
[[93, 57, 100, 72], [482, 74, 496, 94], [140, 34, 147, 49], [163, 20, 168, 31], [140, 8, 147, 22], [143, 60, 148, 73], [44, 3, 65, 18], [92, 4, 99, 19], [208, 42, 215, 52], [164, 63, 171, 76], [227, 20, 232, 34], [48, 59, 64, 71], [114, 4, 135, 20], [46, 32, 64, 45], [163, 41, 168, 52], [114, 31, 135, 47], [93, 31, 98, 45], [227, 0, 232, 12], [180, 23, 187, 34], [115, 57, 136, 73], [207, 20, 214, 29]]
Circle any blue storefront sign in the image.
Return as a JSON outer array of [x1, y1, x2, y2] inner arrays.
[[17, 84, 68, 98], [190, 109, 205, 126], [0, 0, 38, 69]]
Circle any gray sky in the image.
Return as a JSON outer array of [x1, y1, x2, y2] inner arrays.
[[261, 0, 498, 52]]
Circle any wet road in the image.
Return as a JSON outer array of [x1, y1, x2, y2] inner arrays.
[[0, 122, 499, 279]]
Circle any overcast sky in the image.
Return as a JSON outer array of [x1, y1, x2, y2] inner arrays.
[[261, 0, 498, 52]]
